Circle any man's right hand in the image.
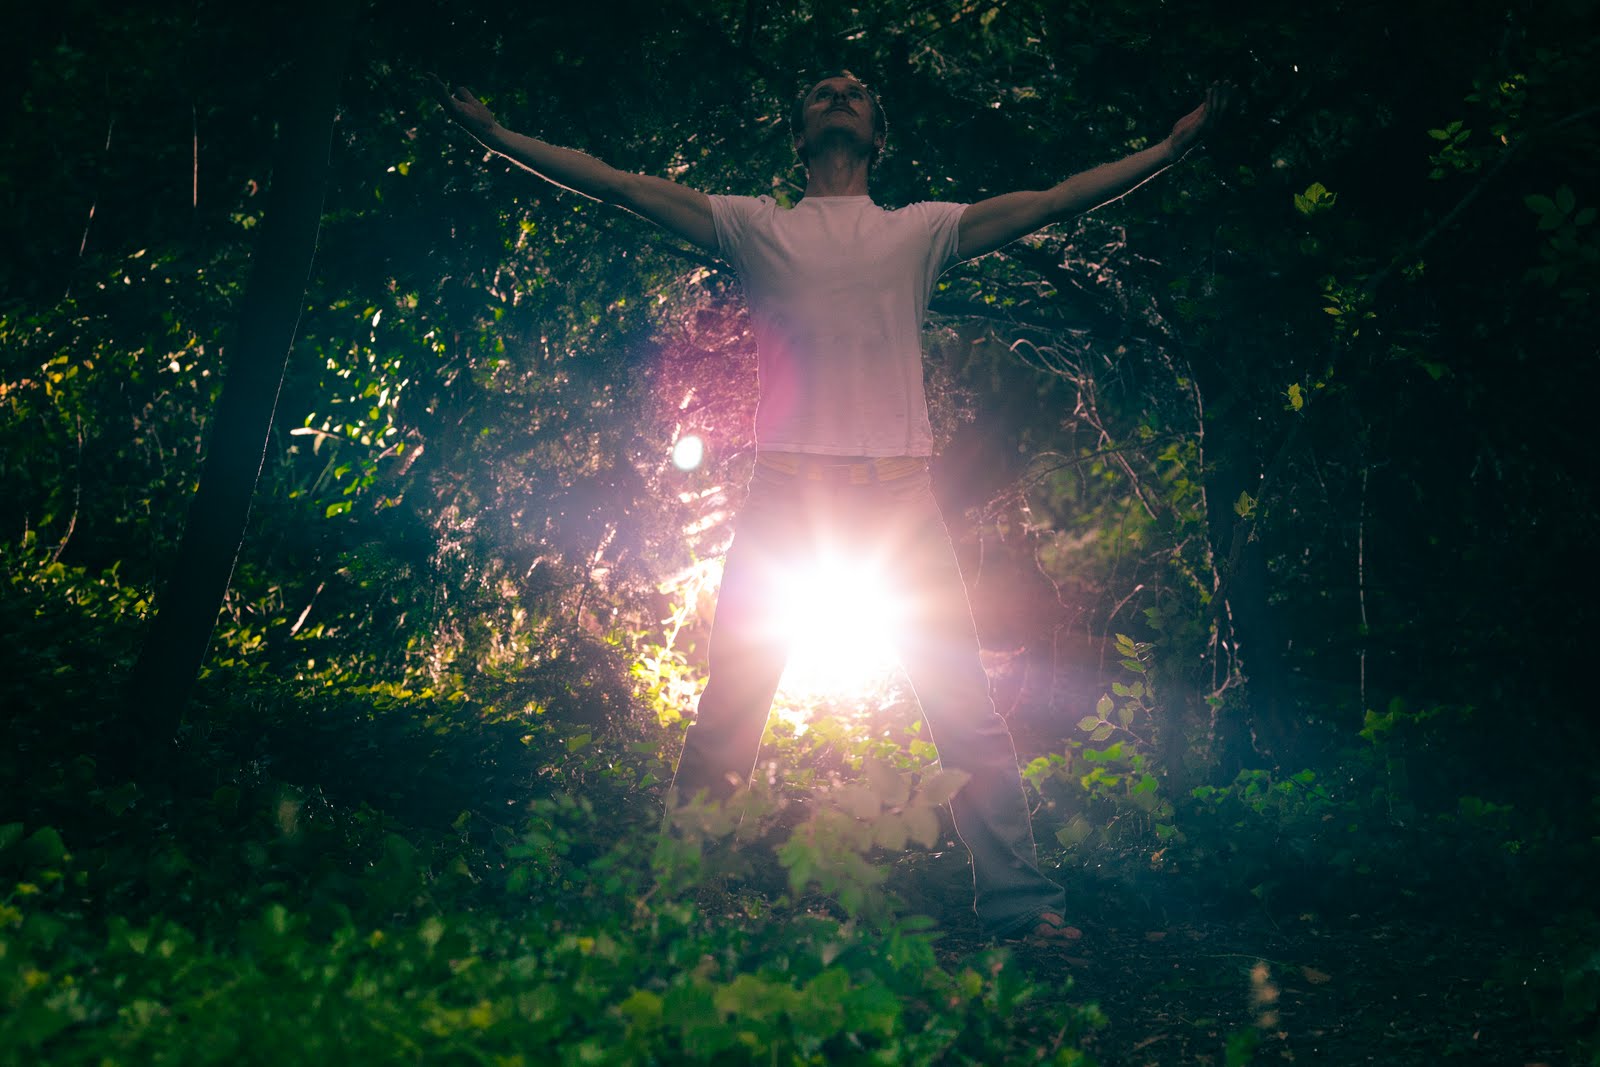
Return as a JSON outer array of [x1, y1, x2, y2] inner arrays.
[[425, 76, 717, 253], [429, 75, 499, 141]]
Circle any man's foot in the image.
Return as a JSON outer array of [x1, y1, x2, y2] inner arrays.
[[1015, 911, 1083, 945]]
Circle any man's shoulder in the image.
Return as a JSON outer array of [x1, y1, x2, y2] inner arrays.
[[710, 193, 780, 212], [889, 199, 969, 219]]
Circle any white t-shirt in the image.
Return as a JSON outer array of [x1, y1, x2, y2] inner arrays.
[[707, 194, 968, 457]]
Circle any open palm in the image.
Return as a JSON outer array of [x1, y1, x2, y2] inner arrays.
[[429, 74, 498, 138], [1169, 82, 1233, 156]]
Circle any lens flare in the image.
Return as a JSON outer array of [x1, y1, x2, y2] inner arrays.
[[671, 434, 705, 471], [773, 555, 901, 702]]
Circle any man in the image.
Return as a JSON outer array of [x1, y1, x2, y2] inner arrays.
[[435, 70, 1227, 944]]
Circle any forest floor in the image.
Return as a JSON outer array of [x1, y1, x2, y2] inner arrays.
[[932, 888, 1565, 1066], [887, 719, 1576, 1067]]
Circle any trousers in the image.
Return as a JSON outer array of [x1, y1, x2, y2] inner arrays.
[[670, 454, 1065, 937]]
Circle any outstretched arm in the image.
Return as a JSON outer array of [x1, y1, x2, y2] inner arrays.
[[958, 84, 1232, 260], [431, 77, 718, 253]]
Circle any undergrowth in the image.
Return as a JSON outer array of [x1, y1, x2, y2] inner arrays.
[[5, 539, 1598, 1064], [0, 550, 1102, 1065]]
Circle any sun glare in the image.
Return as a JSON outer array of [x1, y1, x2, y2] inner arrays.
[[671, 434, 704, 471], [772, 556, 902, 703]]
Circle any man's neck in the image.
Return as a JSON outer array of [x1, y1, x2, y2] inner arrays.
[[801, 147, 872, 198]]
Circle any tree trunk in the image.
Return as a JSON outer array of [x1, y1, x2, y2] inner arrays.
[[126, 0, 358, 748]]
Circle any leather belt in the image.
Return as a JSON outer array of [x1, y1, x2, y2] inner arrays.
[[756, 451, 927, 485]]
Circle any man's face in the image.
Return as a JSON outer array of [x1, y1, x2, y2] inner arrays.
[[797, 76, 883, 162]]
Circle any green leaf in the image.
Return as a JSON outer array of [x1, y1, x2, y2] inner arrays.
[[1096, 694, 1113, 717], [262, 902, 290, 937], [1055, 815, 1092, 847], [903, 806, 940, 848], [917, 768, 970, 807], [865, 757, 910, 808], [1077, 714, 1102, 732], [20, 826, 67, 867], [1118, 706, 1135, 727], [1293, 182, 1337, 216], [1525, 193, 1557, 215], [835, 783, 881, 821], [1089, 723, 1116, 742], [614, 991, 659, 1030], [1556, 185, 1576, 213], [873, 815, 909, 851]]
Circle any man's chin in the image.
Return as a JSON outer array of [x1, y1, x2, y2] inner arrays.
[[807, 128, 872, 155]]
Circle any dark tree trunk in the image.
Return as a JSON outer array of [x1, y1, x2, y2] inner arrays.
[[126, 0, 358, 748], [1203, 444, 1294, 780]]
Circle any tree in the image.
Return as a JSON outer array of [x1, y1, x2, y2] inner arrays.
[[126, 0, 360, 743]]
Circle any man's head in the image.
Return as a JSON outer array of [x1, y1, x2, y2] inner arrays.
[[789, 71, 888, 172]]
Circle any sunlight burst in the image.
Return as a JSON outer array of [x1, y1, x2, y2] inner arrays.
[[772, 555, 902, 704], [671, 434, 705, 470]]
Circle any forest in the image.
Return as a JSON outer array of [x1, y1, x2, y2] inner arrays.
[[2, 0, 1597, 1062]]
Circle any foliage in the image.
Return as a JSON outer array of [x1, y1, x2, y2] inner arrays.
[[0, 569, 1101, 1064], [4, 0, 1600, 1061]]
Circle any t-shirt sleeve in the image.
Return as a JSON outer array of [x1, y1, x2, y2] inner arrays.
[[915, 200, 971, 270], [707, 194, 770, 270]]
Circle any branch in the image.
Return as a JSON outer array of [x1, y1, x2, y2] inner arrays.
[[1365, 101, 1600, 302]]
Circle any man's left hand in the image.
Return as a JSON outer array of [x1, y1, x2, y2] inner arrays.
[[1166, 82, 1234, 161]]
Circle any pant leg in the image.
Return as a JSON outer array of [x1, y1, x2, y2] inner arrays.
[[669, 470, 798, 805], [875, 470, 1066, 936]]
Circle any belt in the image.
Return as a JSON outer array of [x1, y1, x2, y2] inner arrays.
[[756, 451, 927, 484]]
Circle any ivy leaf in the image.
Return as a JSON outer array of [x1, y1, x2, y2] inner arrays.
[[873, 815, 909, 851], [1055, 815, 1092, 847], [917, 769, 970, 807], [835, 783, 880, 821], [865, 758, 910, 809], [903, 806, 940, 848]]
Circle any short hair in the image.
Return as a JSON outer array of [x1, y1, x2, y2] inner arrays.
[[788, 70, 889, 169]]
